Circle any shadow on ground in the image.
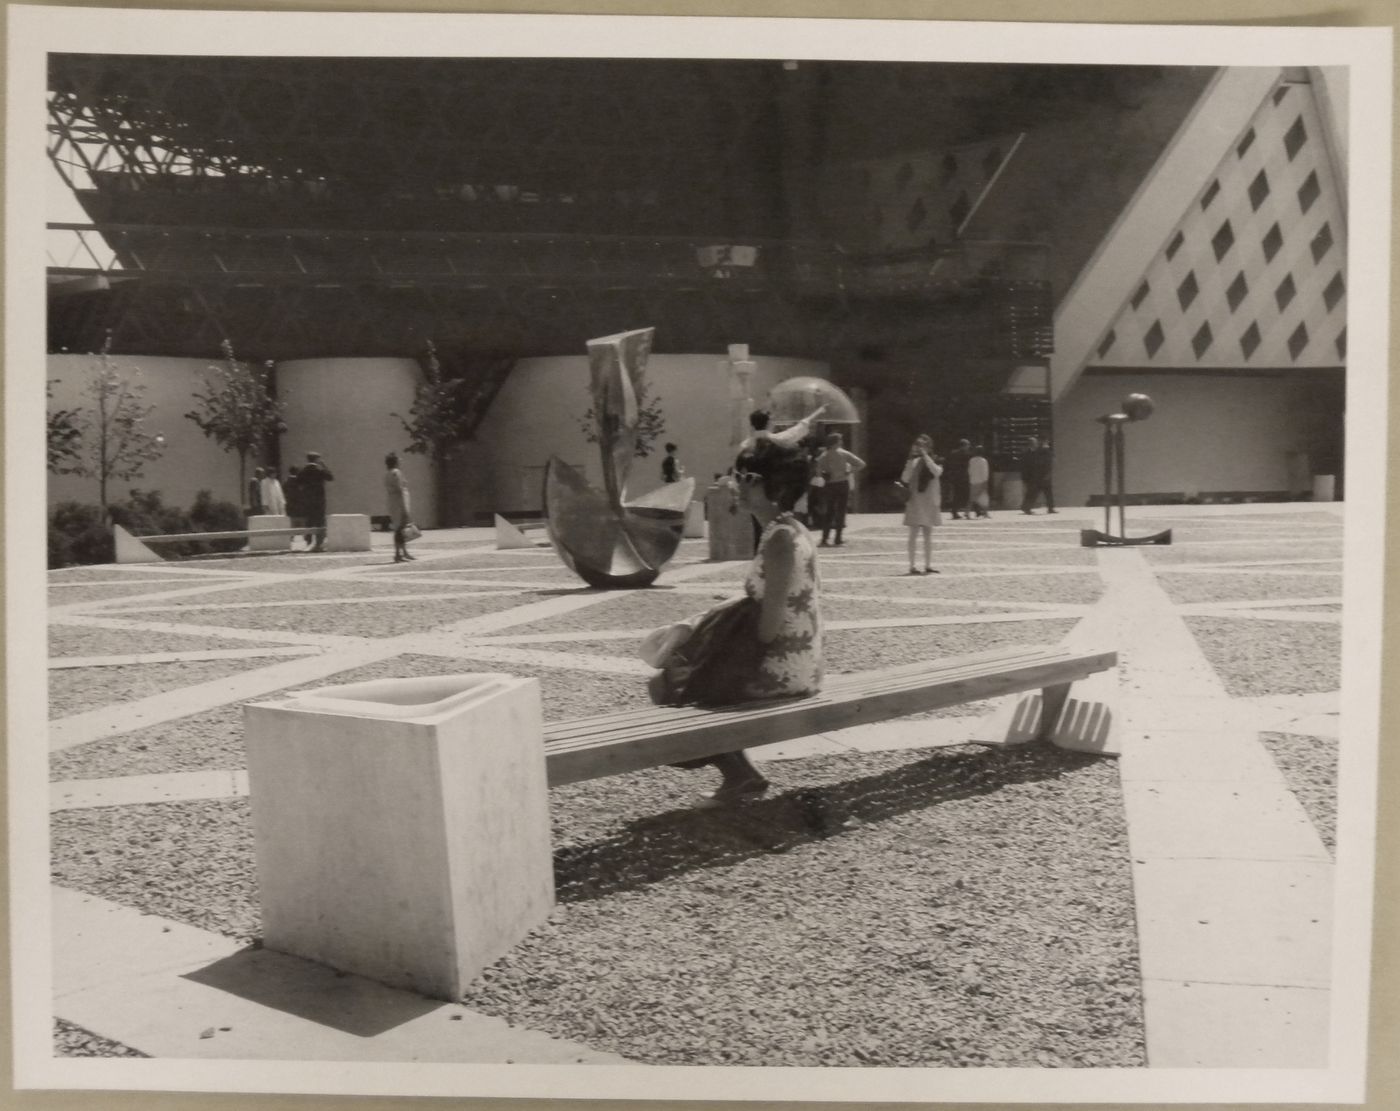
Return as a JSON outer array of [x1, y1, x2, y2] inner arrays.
[[554, 741, 1101, 903]]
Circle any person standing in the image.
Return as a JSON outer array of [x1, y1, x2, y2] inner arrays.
[[1035, 439, 1057, 513], [901, 434, 944, 574], [384, 452, 415, 563], [944, 438, 972, 519], [299, 451, 334, 551], [284, 466, 308, 549], [661, 442, 685, 484], [246, 467, 265, 519], [260, 468, 286, 518], [815, 431, 865, 547], [967, 444, 991, 518], [1020, 437, 1057, 514]]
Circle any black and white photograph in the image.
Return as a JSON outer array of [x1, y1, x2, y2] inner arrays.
[[6, 6, 1393, 1106]]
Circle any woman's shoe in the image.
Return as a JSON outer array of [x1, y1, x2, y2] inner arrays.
[[698, 777, 770, 807], [925, 566, 940, 574], [907, 568, 922, 575], [394, 554, 405, 563]]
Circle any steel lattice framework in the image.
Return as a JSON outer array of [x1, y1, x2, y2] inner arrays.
[[47, 53, 1068, 434]]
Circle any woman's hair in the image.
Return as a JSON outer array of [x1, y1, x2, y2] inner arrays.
[[385, 452, 399, 468], [914, 433, 932, 448], [734, 437, 810, 511], [664, 442, 677, 453], [748, 410, 771, 431]]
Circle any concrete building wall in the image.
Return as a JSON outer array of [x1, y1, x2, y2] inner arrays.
[[47, 354, 240, 511], [278, 358, 439, 529], [472, 353, 830, 517], [1053, 371, 1314, 507]]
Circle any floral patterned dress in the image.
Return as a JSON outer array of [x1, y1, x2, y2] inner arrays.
[[739, 512, 824, 699]]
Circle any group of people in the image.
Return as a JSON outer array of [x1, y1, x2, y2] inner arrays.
[[242, 452, 336, 553], [240, 449, 418, 561]]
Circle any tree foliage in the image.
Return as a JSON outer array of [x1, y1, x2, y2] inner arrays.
[[61, 332, 167, 509], [184, 339, 286, 499], [46, 381, 83, 472], [578, 377, 667, 459], [393, 340, 473, 462]]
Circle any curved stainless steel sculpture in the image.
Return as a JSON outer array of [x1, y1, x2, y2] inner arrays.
[[544, 328, 695, 588]]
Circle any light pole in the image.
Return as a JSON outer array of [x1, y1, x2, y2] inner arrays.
[[1080, 392, 1172, 547]]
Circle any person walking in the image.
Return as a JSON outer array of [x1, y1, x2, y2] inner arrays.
[[901, 434, 943, 574], [815, 431, 865, 546], [967, 444, 991, 518], [299, 451, 334, 551], [661, 442, 685, 484], [384, 452, 415, 563], [945, 438, 972, 519]]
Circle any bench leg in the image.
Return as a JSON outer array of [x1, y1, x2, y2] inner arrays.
[[1037, 681, 1072, 742]]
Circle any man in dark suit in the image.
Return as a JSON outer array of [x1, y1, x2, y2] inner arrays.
[[945, 439, 972, 519], [299, 452, 335, 551], [1019, 437, 1057, 514]]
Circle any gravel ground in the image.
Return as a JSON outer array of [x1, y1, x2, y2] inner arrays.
[[469, 745, 1142, 1067], [1158, 572, 1340, 605], [129, 592, 532, 637], [1142, 544, 1343, 566], [48, 656, 286, 718], [54, 1019, 148, 1058], [822, 573, 1103, 605], [49, 744, 1141, 1068], [1184, 617, 1341, 698], [1259, 732, 1337, 855], [50, 582, 230, 608], [108, 577, 486, 608], [48, 625, 284, 659], [825, 620, 1078, 675], [49, 567, 223, 583], [822, 598, 1042, 621], [508, 590, 745, 635], [204, 552, 386, 574]]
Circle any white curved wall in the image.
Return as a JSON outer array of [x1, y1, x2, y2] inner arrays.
[[279, 358, 439, 529], [47, 354, 239, 510], [477, 353, 830, 513]]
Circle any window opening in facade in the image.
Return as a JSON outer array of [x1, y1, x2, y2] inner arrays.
[[1144, 320, 1165, 357], [1131, 281, 1150, 310], [1284, 116, 1308, 160], [1201, 180, 1221, 209], [1298, 170, 1321, 214], [1166, 230, 1185, 260], [1236, 127, 1256, 158], [1249, 169, 1270, 211], [1288, 321, 1309, 359], [1324, 272, 1345, 312], [1192, 321, 1214, 358], [1227, 272, 1248, 311], [1311, 222, 1334, 263], [1275, 273, 1296, 311], [1096, 330, 1117, 358], [1212, 220, 1235, 261], [1240, 321, 1262, 358], [1177, 270, 1199, 311], [1263, 222, 1284, 262]]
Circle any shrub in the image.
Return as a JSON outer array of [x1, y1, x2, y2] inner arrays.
[[189, 489, 246, 553], [109, 489, 200, 558], [48, 502, 112, 568]]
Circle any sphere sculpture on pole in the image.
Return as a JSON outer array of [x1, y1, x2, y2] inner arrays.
[[543, 328, 694, 587], [1080, 392, 1172, 547]]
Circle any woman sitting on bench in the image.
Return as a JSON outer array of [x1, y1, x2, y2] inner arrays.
[[642, 436, 823, 805]]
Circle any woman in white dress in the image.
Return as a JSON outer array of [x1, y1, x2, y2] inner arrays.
[[901, 434, 943, 575]]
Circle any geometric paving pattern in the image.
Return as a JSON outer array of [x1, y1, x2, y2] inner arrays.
[[44, 505, 1342, 1066]]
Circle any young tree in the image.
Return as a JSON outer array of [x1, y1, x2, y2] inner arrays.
[[184, 339, 286, 501], [392, 340, 473, 462], [46, 381, 83, 472], [62, 332, 167, 510], [578, 378, 667, 458]]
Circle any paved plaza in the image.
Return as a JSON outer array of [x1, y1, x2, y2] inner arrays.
[[43, 502, 1343, 1070]]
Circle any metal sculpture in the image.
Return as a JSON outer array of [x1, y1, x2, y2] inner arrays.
[[544, 328, 695, 587], [1080, 392, 1173, 547]]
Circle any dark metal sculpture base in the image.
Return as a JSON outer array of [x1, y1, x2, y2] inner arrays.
[[1080, 528, 1173, 547]]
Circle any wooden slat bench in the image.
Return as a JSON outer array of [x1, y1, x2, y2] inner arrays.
[[543, 644, 1118, 787]]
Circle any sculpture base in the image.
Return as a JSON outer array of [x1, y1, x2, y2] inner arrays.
[[1080, 528, 1173, 547]]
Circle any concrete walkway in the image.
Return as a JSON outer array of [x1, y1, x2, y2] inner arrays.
[[44, 504, 1343, 1066]]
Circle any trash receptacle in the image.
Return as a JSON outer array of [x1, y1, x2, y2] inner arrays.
[[244, 673, 553, 1000]]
